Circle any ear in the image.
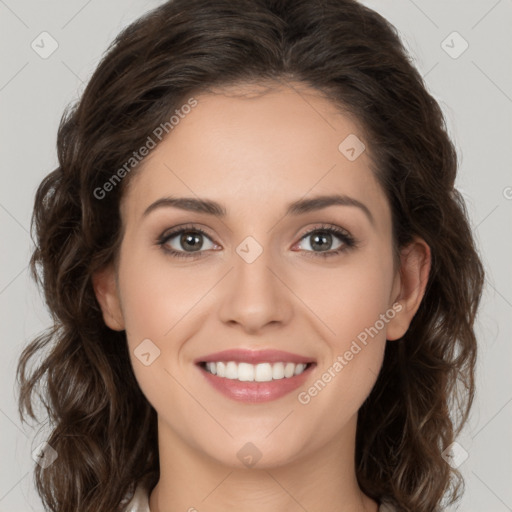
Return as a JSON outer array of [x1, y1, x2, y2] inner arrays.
[[386, 237, 431, 341], [92, 264, 125, 331]]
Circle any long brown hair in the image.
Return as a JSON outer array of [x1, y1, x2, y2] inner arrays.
[[16, 1, 485, 510]]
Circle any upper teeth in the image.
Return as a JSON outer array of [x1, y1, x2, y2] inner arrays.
[[204, 361, 308, 381]]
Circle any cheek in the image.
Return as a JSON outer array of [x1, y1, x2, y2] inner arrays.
[[117, 246, 212, 348], [117, 248, 219, 402], [295, 252, 393, 403], [298, 253, 395, 348], [295, 265, 392, 438], [117, 253, 197, 420]]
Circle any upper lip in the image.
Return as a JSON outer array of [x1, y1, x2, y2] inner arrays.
[[195, 349, 316, 365]]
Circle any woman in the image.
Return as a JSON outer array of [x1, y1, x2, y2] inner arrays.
[[17, 1, 484, 511]]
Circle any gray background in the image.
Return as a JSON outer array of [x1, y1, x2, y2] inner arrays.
[[1, 0, 511, 510]]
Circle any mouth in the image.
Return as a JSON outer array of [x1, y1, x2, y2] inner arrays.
[[195, 349, 317, 403], [198, 360, 314, 381]]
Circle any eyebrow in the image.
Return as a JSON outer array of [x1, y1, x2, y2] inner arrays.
[[142, 193, 374, 226]]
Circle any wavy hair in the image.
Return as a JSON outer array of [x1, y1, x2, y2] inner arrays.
[[16, 0, 485, 510]]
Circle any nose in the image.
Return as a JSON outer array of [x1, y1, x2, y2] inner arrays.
[[217, 243, 293, 334]]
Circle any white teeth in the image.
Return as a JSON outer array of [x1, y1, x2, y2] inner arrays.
[[203, 361, 309, 381], [225, 361, 238, 379], [255, 363, 273, 382], [284, 362, 295, 378], [237, 362, 254, 381], [272, 362, 285, 380], [294, 363, 307, 375], [216, 362, 226, 377]]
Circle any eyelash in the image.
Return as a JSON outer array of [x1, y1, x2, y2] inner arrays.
[[156, 223, 357, 260]]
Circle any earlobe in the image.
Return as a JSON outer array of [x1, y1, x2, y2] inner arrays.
[[92, 264, 125, 331], [386, 237, 431, 341]]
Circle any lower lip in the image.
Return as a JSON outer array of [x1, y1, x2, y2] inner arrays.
[[198, 363, 316, 403]]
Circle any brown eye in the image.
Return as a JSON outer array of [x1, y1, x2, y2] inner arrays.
[[295, 225, 356, 257], [157, 226, 218, 259]]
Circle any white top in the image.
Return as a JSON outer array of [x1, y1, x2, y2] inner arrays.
[[122, 483, 397, 512]]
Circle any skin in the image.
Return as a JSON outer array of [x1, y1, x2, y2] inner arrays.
[[93, 82, 431, 512]]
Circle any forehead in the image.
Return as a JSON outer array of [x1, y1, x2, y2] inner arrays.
[[121, 83, 389, 229]]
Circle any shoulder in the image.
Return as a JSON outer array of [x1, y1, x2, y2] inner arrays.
[[120, 482, 151, 512]]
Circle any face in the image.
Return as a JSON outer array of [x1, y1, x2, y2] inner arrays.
[[94, 82, 428, 469]]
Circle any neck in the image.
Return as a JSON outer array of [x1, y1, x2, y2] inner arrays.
[[148, 414, 379, 512]]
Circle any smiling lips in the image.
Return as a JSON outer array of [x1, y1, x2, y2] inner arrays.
[[195, 349, 316, 403]]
